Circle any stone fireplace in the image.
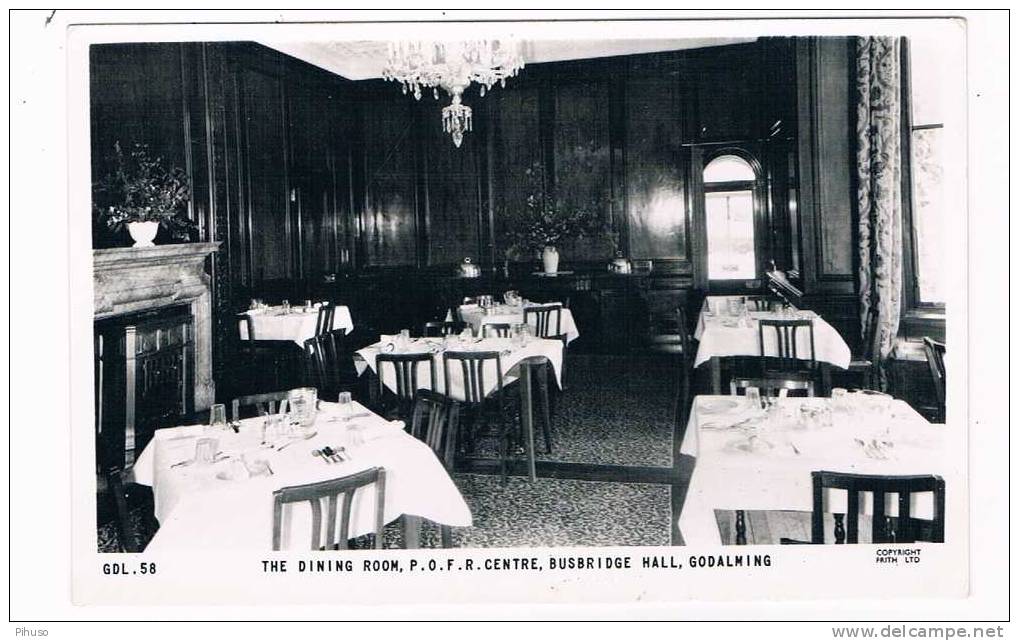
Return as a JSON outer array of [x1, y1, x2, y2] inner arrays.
[[93, 242, 219, 468]]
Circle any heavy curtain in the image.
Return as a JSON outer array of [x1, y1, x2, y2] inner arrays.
[[856, 36, 903, 384]]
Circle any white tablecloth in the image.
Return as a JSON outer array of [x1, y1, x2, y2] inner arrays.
[[354, 337, 564, 403], [239, 305, 354, 346], [693, 297, 850, 369], [452, 304, 580, 344], [131, 401, 471, 551], [677, 395, 948, 546]]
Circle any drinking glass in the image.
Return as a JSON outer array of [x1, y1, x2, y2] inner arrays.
[[287, 387, 318, 427], [337, 391, 353, 420], [282, 299, 290, 314], [208, 403, 227, 430], [831, 388, 848, 412], [194, 437, 218, 466], [745, 386, 761, 410]]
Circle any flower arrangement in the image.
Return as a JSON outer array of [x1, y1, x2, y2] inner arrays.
[[92, 142, 195, 241], [503, 161, 615, 259]]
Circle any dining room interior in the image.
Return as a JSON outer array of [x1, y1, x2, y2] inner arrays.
[[89, 32, 951, 553]]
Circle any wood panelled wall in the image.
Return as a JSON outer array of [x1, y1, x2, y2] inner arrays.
[[90, 38, 862, 364]]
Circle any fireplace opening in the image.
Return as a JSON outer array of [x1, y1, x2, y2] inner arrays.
[[94, 303, 195, 473]]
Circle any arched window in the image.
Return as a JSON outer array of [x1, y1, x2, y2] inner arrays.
[[703, 154, 758, 280]]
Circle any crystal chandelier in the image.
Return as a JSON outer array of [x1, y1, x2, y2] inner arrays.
[[382, 40, 524, 148]]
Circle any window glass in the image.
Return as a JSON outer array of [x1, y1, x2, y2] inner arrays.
[[704, 155, 756, 183], [910, 126, 945, 304], [908, 37, 946, 306], [705, 190, 756, 279]]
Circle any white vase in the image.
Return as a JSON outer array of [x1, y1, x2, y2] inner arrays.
[[127, 221, 160, 247], [541, 246, 560, 274]]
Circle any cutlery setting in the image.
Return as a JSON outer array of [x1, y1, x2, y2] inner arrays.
[[313, 446, 351, 464]]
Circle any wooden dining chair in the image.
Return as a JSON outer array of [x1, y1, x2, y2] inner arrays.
[[744, 295, 777, 312], [303, 329, 360, 402], [231, 390, 290, 422], [777, 471, 946, 545], [442, 350, 513, 482], [375, 352, 436, 420], [409, 390, 460, 548], [648, 306, 694, 427], [524, 302, 569, 396], [758, 318, 818, 390], [758, 319, 816, 365], [314, 302, 335, 336], [729, 376, 815, 398], [423, 320, 466, 337], [272, 467, 387, 550], [481, 322, 513, 338], [524, 303, 563, 339], [922, 337, 946, 423]]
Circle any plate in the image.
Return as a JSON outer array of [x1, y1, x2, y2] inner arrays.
[[700, 399, 739, 414]]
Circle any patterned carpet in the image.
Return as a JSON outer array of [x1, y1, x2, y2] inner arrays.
[[469, 354, 678, 468]]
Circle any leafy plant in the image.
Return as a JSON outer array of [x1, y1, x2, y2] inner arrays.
[[92, 142, 195, 241], [503, 160, 616, 258]]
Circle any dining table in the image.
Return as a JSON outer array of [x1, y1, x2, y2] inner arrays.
[[238, 304, 354, 347], [677, 393, 950, 546], [130, 400, 472, 551], [694, 295, 852, 393], [450, 302, 580, 343], [354, 335, 565, 481]]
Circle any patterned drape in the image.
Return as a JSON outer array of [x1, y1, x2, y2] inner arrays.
[[856, 37, 903, 382]]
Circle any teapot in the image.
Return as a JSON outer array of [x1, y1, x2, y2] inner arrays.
[[608, 252, 631, 274], [459, 257, 481, 278]]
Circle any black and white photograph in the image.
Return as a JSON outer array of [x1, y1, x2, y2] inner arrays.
[[7, 7, 1010, 625]]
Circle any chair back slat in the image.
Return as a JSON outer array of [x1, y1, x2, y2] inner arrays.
[[409, 390, 460, 471], [811, 471, 945, 545], [424, 320, 466, 337], [758, 319, 816, 368], [744, 296, 776, 312], [303, 329, 359, 400], [231, 391, 290, 422], [482, 323, 512, 338], [271, 467, 386, 551], [375, 353, 436, 416], [524, 304, 563, 339], [309, 497, 323, 550], [443, 351, 504, 405], [315, 303, 335, 336], [846, 490, 860, 543]]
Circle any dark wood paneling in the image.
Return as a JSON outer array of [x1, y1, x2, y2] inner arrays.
[[237, 62, 290, 282], [553, 80, 613, 261], [814, 39, 855, 277], [624, 73, 689, 264], [490, 84, 543, 262], [288, 80, 339, 280], [422, 104, 483, 265], [361, 95, 419, 267], [796, 37, 856, 294], [691, 43, 763, 143]]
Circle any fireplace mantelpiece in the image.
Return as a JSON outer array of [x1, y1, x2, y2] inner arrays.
[[93, 242, 220, 409]]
